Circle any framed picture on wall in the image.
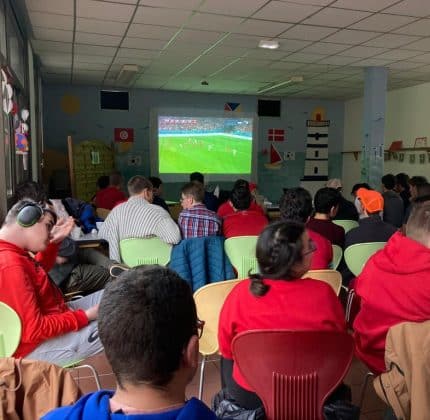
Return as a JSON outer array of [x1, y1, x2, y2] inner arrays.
[[384, 152, 391, 161], [409, 154, 415, 164], [419, 153, 426, 164], [399, 153, 404, 162]]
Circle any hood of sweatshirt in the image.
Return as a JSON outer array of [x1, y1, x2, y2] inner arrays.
[[42, 391, 216, 420]]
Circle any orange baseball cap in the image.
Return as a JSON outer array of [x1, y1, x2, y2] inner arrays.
[[356, 188, 384, 213]]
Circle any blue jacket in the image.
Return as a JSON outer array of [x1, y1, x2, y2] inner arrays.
[[42, 391, 216, 420], [169, 236, 235, 291]]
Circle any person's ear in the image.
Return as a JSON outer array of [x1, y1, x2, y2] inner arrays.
[[182, 335, 199, 370], [330, 205, 338, 217]]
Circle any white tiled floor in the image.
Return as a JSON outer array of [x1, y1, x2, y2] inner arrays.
[[74, 353, 387, 419]]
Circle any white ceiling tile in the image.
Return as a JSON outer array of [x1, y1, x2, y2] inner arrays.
[[350, 13, 416, 31], [384, 0, 430, 17], [28, 11, 73, 30], [282, 52, 323, 63], [376, 49, 422, 60], [77, 18, 128, 36], [128, 24, 178, 40], [232, 19, 292, 37], [134, 6, 192, 26], [73, 62, 110, 71], [97, 0, 138, 3], [253, 1, 322, 23], [41, 54, 71, 67], [279, 25, 338, 41], [134, 75, 165, 88], [163, 42, 207, 57], [317, 55, 359, 65], [74, 44, 117, 56], [32, 39, 72, 53], [387, 61, 424, 70], [302, 8, 371, 27], [26, 0, 73, 15], [323, 29, 380, 45], [75, 54, 113, 64], [330, 0, 400, 12], [173, 29, 224, 44], [338, 45, 388, 58], [199, 0, 268, 17], [222, 34, 264, 48], [75, 32, 122, 47], [139, 0, 199, 8], [77, 0, 135, 22], [349, 57, 393, 66], [245, 48, 289, 60], [410, 64, 430, 72], [186, 13, 243, 32], [278, 39, 312, 52], [364, 33, 421, 48], [33, 27, 73, 43], [402, 38, 430, 51], [114, 56, 152, 66], [301, 42, 349, 55], [393, 19, 430, 36], [408, 52, 430, 63], [117, 48, 162, 59], [121, 37, 167, 50]]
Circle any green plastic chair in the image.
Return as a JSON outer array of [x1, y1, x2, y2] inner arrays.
[[333, 219, 359, 234], [224, 236, 259, 279], [120, 237, 172, 267], [344, 242, 386, 277], [331, 244, 343, 270], [0, 302, 21, 357]]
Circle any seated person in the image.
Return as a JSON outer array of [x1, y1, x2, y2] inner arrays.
[[353, 201, 430, 374], [149, 176, 170, 213], [91, 175, 109, 206], [327, 179, 358, 221], [190, 171, 219, 212], [280, 187, 333, 270], [403, 178, 429, 225], [218, 221, 346, 410], [395, 172, 411, 212], [100, 176, 180, 262], [222, 184, 268, 238], [0, 199, 102, 365], [351, 183, 371, 198], [345, 188, 397, 249], [178, 182, 221, 239], [307, 187, 345, 247], [43, 265, 216, 420], [95, 171, 127, 210], [381, 174, 404, 228], [218, 179, 264, 218]]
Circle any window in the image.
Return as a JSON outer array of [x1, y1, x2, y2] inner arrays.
[[315, 150, 319, 158], [7, 10, 25, 87], [314, 166, 318, 174]]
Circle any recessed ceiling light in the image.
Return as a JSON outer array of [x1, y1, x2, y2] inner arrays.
[[258, 40, 279, 50]]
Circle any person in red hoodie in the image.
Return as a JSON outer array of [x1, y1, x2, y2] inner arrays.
[[95, 171, 127, 210], [0, 199, 103, 365], [353, 201, 430, 374]]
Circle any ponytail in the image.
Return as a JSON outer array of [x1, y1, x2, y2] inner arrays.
[[249, 273, 269, 297]]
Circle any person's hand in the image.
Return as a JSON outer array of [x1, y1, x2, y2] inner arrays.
[[85, 304, 99, 321], [55, 256, 68, 265], [50, 217, 75, 244]]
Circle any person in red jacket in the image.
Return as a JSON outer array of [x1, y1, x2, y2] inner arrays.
[[353, 201, 430, 374], [279, 187, 333, 269], [95, 171, 127, 210], [218, 221, 346, 410], [0, 199, 103, 365]]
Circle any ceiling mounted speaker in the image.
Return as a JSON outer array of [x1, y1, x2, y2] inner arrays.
[[117, 64, 139, 85]]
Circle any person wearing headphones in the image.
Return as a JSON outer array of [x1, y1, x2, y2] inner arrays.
[[0, 199, 103, 365]]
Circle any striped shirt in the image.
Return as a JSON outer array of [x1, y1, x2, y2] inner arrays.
[[178, 204, 221, 239], [99, 196, 181, 262]]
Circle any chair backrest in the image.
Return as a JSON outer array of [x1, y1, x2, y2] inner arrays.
[[333, 219, 359, 233], [331, 244, 343, 270], [233, 330, 354, 420], [95, 207, 110, 220], [193, 279, 242, 356], [344, 242, 386, 277], [224, 236, 259, 279], [303, 270, 342, 296], [0, 302, 22, 357], [119, 237, 172, 267]]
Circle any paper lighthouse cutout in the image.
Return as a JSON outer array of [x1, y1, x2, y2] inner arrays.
[[300, 107, 330, 197]]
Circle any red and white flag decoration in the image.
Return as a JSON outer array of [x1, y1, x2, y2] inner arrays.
[[114, 128, 134, 142], [267, 128, 284, 142]]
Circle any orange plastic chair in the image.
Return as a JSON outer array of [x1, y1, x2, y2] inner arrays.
[[232, 330, 354, 420]]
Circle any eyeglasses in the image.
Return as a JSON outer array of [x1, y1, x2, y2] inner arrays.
[[196, 319, 205, 338], [303, 239, 317, 256]]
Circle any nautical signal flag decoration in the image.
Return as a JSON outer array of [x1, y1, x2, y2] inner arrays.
[[224, 102, 241, 112], [268, 128, 285, 142], [114, 128, 134, 143]]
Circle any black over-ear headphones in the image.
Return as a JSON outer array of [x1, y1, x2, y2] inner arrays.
[[16, 202, 45, 227]]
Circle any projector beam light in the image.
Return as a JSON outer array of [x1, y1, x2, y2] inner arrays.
[[258, 76, 304, 94]]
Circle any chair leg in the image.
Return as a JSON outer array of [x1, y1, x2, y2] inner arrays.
[[198, 355, 207, 400], [358, 371, 375, 409], [73, 364, 102, 390]]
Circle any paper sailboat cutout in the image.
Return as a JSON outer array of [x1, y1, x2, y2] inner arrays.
[[264, 144, 283, 169]]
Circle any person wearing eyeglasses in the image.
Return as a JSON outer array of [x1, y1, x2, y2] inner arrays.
[[217, 221, 346, 413], [43, 265, 215, 420]]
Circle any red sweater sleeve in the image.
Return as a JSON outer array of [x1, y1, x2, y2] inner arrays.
[[218, 287, 239, 360], [34, 242, 59, 272], [1, 264, 88, 355]]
